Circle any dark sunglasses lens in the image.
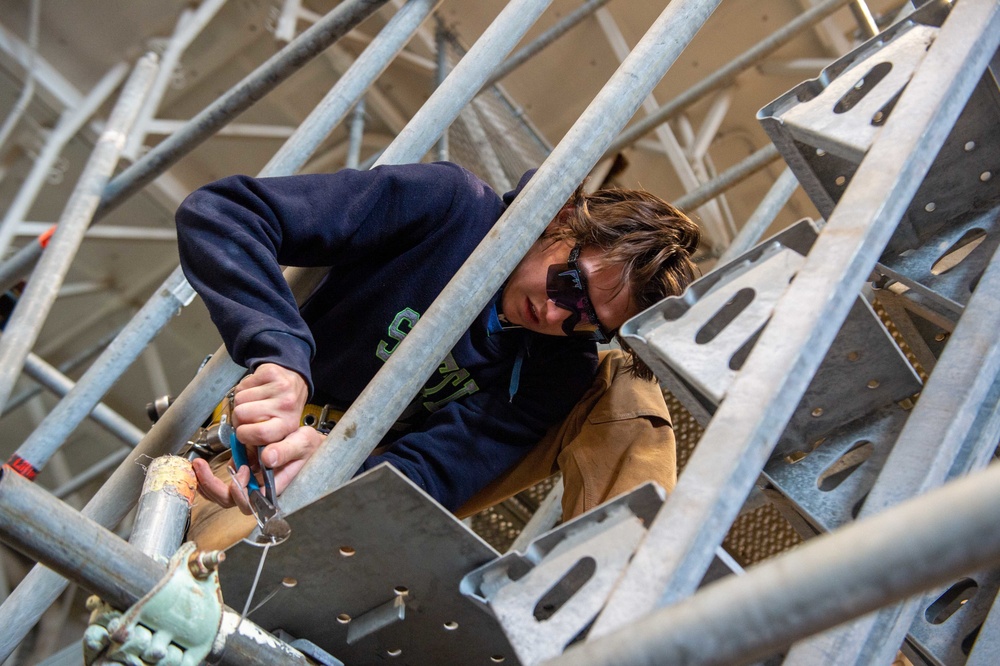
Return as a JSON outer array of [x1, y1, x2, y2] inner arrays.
[[547, 264, 604, 339]]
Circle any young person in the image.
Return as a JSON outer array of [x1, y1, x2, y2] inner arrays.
[[175, 161, 699, 526]]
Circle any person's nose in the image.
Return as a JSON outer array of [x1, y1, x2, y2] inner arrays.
[[543, 299, 571, 329]]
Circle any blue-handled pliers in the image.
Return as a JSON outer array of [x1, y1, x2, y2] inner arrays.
[[224, 392, 291, 544]]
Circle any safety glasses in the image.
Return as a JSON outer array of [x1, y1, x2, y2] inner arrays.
[[546, 244, 612, 343]]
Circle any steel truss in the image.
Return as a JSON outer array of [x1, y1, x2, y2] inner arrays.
[[2, 0, 996, 664]]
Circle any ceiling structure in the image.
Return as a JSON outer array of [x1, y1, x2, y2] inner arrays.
[[0, 0, 912, 657]]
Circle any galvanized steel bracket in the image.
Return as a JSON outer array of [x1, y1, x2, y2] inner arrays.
[[84, 542, 224, 666]]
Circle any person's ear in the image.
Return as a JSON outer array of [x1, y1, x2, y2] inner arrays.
[[542, 204, 575, 235]]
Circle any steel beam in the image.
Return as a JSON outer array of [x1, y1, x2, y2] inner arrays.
[[0, 53, 158, 413], [0, 467, 312, 666], [602, 0, 855, 160], [0, 61, 129, 259], [716, 167, 799, 265], [589, 0, 1000, 638], [279, 0, 723, 515], [547, 463, 1000, 666], [0, 0, 390, 292], [783, 244, 1000, 663]]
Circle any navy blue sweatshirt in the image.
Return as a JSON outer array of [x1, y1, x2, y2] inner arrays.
[[176, 162, 598, 510]]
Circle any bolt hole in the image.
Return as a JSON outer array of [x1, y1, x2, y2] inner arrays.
[[491, 656, 506, 663], [925, 202, 936, 212], [444, 621, 459, 631], [387, 648, 402, 657], [981, 171, 992, 182], [835, 175, 846, 186], [339, 546, 355, 557], [847, 351, 860, 362], [867, 379, 880, 389], [964, 141, 976, 152], [811, 407, 824, 417], [282, 577, 297, 588], [337, 613, 351, 624], [816, 148, 826, 156], [394, 586, 409, 596]]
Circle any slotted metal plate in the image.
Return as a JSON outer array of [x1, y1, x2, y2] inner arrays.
[[219, 464, 518, 665]]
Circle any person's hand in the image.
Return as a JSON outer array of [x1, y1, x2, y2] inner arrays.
[[192, 363, 323, 513]]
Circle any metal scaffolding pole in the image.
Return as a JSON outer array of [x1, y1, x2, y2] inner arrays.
[[3, 326, 119, 416], [601, 0, 855, 161], [0, 0, 390, 294], [547, 462, 1000, 666], [128, 456, 196, 563], [278, 0, 724, 515], [9, 0, 438, 484], [483, 0, 611, 88], [0, 467, 312, 666], [346, 98, 367, 169], [122, 0, 229, 161], [673, 143, 782, 212], [716, 166, 799, 265], [434, 23, 450, 162], [0, 61, 129, 261], [0, 0, 550, 653], [0, 0, 39, 156], [590, 0, 1000, 639], [783, 246, 1000, 664], [19, 343, 145, 447], [0, 53, 159, 413]]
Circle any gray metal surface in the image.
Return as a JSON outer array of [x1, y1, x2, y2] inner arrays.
[[622, 217, 922, 462], [967, 582, 1000, 666], [220, 464, 516, 666], [763, 403, 910, 532], [591, 0, 999, 638], [548, 463, 1000, 666], [877, 204, 1000, 317], [0, 52, 158, 412], [462, 484, 665, 665], [279, 0, 724, 516], [905, 568, 1000, 666], [759, 0, 1000, 248]]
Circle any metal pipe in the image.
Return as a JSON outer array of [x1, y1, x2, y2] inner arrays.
[[0, 0, 40, 155], [346, 98, 367, 169], [434, 23, 450, 162], [14, 221, 177, 242], [19, 343, 145, 446], [10, 268, 193, 479], [673, 143, 781, 212], [0, 0, 465, 652], [128, 456, 196, 563], [123, 0, 228, 161], [0, 467, 311, 665], [715, 166, 799, 265], [589, 0, 1000, 638], [279, 0, 724, 514], [3, 326, 120, 416], [548, 463, 1000, 666], [484, 0, 612, 88], [849, 0, 879, 39], [52, 448, 129, 500], [508, 478, 564, 553], [0, 0, 390, 291], [602, 0, 854, 160], [0, 61, 130, 261], [261, 0, 440, 177], [0, 53, 159, 413], [783, 247, 1000, 664]]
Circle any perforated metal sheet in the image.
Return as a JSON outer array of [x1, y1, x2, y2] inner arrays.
[[219, 465, 519, 665]]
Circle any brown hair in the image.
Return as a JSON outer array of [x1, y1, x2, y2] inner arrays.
[[546, 184, 701, 380]]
